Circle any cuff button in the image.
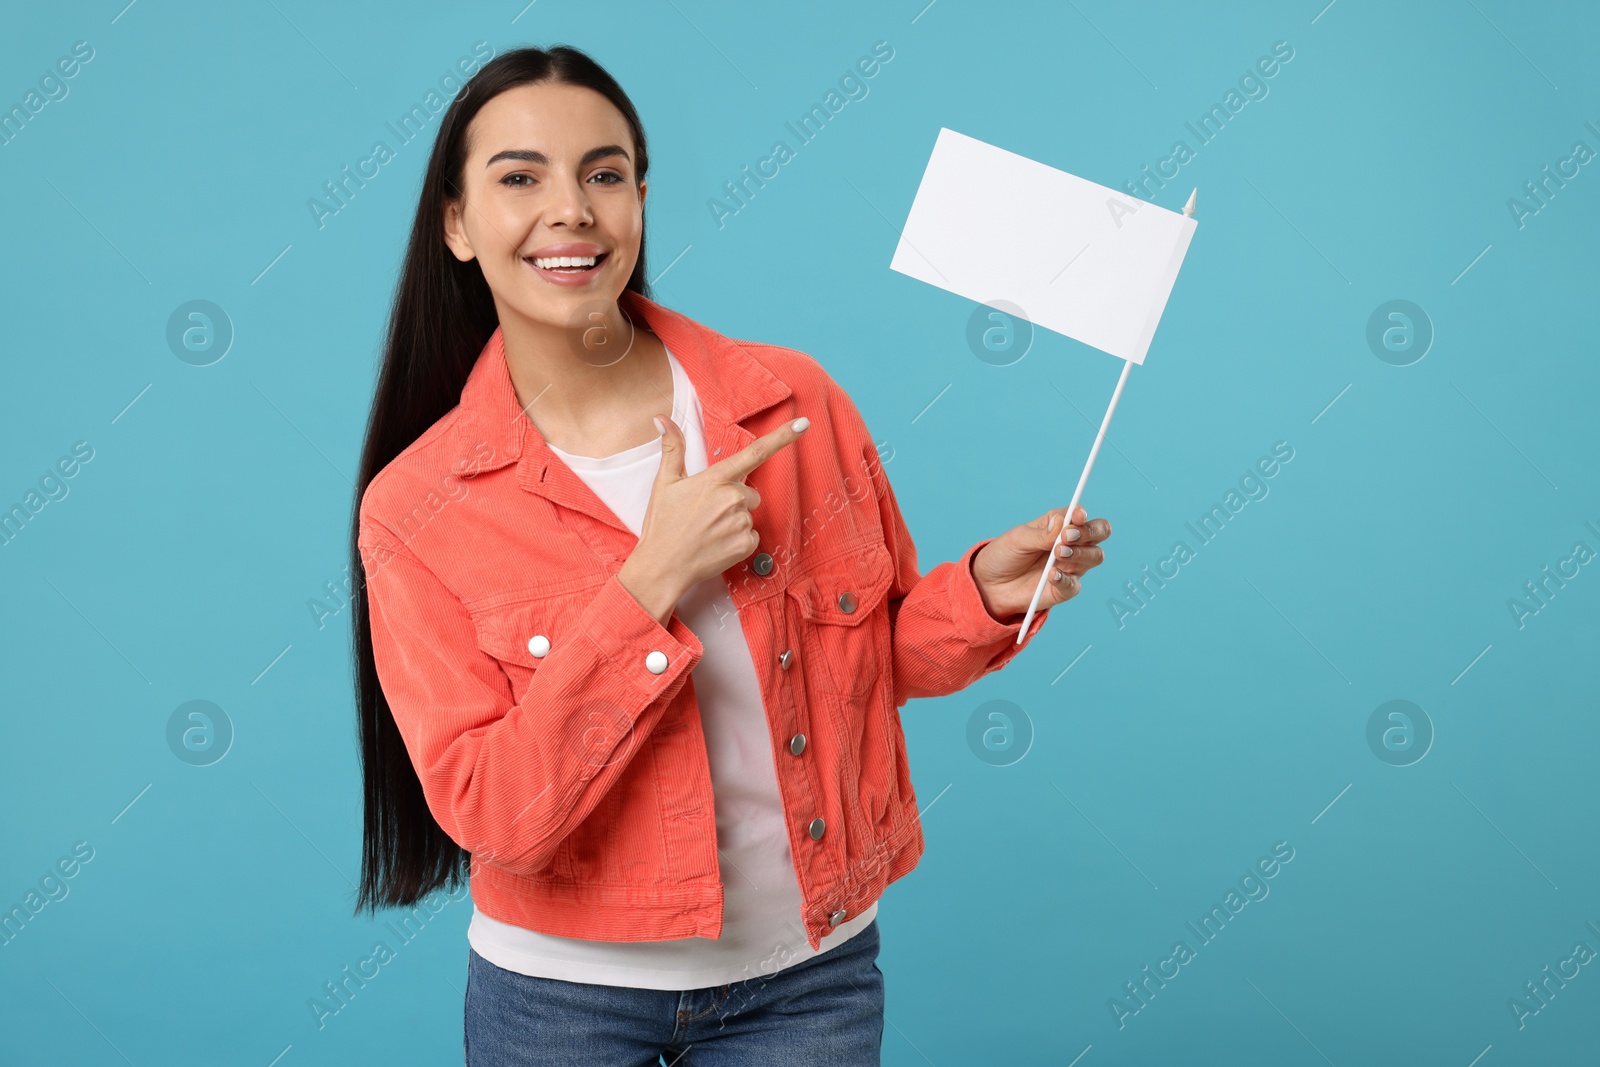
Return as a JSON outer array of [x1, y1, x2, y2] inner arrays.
[[645, 650, 669, 674]]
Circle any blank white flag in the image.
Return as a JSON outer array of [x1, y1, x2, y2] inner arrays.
[[890, 127, 1197, 365]]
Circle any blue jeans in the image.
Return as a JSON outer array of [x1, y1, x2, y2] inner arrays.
[[464, 918, 885, 1066]]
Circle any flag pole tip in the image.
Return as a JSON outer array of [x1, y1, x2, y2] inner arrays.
[[1183, 188, 1197, 217]]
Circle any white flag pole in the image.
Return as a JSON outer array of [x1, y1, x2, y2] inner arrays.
[[1015, 357, 1132, 642], [1014, 186, 1197, 644]]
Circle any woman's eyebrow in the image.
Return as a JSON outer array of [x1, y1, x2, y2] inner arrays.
[[484, 144, 631, 169]]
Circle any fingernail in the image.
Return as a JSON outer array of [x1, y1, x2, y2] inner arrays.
[[1056, 545, 1073, 558], [652, 416, 665, 435], [792, 417, 810, 432], [1065, 528, 1080, 541]]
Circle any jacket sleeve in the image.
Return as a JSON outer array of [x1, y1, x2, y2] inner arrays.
[[358, 518, 704, 876], [869, 455, 1051, 706], [826, 383, 1051, 708]]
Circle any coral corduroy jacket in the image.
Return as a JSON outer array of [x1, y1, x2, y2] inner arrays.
[[357, 290, 1051, 951]]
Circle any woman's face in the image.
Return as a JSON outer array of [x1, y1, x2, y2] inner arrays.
[[443, 81, 644, 335]]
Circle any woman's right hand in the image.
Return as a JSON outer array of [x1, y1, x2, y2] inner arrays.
[[617, 413, 810, 622]]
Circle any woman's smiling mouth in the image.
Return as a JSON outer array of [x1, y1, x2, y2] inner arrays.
[[525, 246, 610, 286]]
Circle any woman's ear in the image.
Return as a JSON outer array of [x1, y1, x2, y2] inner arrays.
[[441, 197, 477, 263]]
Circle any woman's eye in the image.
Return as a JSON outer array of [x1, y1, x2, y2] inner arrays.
[[499, 172, 621, 188]]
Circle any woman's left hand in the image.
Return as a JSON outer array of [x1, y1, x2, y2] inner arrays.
[[971, 505, 1111, 621]]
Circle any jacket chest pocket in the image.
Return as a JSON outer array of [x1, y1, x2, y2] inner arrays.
[[468, 592, 573, 697], [469, 584, 630, 773], [784, 541, 894, 699]]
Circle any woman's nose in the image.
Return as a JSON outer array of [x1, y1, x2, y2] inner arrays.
[[546, 174, 594, 226]]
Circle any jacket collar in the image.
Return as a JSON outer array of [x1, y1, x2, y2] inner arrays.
[[451, 289, 792, 540]]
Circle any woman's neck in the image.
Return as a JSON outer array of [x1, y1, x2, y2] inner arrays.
[[500, 302, 671, 452]]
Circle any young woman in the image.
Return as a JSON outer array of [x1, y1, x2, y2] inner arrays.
[[351, 45, 1111, 1065]]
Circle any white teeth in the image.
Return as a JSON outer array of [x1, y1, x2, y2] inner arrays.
[[532, 255, 599, 269]]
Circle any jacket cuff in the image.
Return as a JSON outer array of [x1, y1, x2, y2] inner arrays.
[[951, 537, 1051, 648], [573, 568, 705, 704]]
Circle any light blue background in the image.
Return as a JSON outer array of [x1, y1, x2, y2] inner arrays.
[[3, 1, 1597, 1063]]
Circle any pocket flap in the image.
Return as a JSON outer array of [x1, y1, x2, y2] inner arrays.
[[786, 541, 893, 627], [471, 597, 561, 667]]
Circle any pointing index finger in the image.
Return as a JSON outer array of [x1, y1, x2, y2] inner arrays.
[[710, 416, 810, 482]]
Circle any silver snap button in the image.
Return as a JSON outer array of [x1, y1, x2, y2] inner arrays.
[[645, 650, 668, 674], [751, 552, 774, 576], [779, 648, 794, 670], [837, 591, 857, 613], [790, 733, 806, 755], [809, 816, 826, 841], [829, 909, 847, 926], [527, 634, 551, 658]]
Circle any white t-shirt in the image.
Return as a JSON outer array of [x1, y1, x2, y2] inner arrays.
[[466, 344, 877, 990]]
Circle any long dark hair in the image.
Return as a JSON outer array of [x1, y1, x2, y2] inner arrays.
[[351, 45, 652, 914]]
